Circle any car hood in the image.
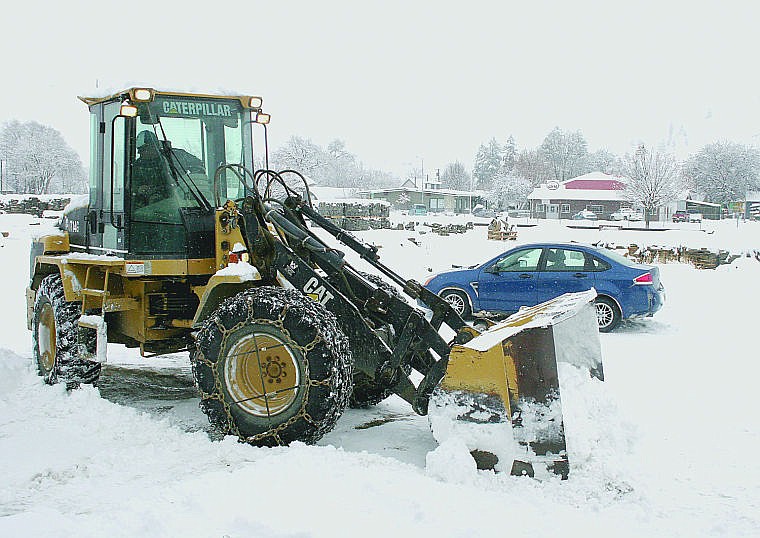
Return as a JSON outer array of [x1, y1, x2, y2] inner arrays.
[[426, 266, 480, 287]]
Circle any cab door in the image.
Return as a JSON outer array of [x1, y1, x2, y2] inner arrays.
[[100, 101, 127, 254]]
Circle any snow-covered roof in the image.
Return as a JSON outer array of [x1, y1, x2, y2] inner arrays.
[[528, 172, 628, 201], [362, 187, 477, 197], [319, 198, 390, 207]]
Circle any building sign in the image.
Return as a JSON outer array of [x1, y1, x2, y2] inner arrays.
[[547, 180, 560, 190]]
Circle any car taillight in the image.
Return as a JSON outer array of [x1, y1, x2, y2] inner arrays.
[[633, 272, 653, 285]]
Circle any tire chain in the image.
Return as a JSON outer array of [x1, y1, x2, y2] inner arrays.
[[192, 294, 336, 446]]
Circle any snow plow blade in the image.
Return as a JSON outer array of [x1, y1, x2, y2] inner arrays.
[[429, 289, 603, 479]]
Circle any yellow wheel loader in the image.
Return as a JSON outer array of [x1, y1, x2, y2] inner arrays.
[[27, 88, 603, 477]]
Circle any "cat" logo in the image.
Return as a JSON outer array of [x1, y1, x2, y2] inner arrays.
[[303, 277, 334, 306]]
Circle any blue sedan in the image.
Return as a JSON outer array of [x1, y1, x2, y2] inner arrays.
[[424, 242, 664, 332]]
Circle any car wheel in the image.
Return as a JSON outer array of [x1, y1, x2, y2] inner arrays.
[[595, 296, 621, 332], [440, 289, 472, 319]]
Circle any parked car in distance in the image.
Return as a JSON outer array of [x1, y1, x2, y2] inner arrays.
[[411, 204, 427, 216], [610, 208, 643, 221], [424, 242, 665, 332], [508, 209, 531, 218], [572, 209, 598, 220], [688, 212, 703, 223], [472, 205, 498, 218], [672, 211, 688, 222]]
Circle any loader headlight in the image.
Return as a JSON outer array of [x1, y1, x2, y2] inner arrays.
[[132, 88, 154, 102], [248, 96, 263, 109], [119, 104, 138, 117], [255, 111, 271, 125]]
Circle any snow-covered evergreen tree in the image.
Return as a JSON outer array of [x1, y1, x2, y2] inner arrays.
[[472, 138, 502, 190], [501, 135, 517, 174]]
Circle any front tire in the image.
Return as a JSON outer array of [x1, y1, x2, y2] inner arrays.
[[193, 286, 353, 446], [595, 296, 621, 332], [32, 274, 100, 387], [440, 289, 472, 319]]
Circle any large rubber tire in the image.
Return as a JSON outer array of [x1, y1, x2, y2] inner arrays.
[[348, 272, 408, 408], [440, 289, 472, 319], [32, 274, 100, 388], [595, 296, 622, 333], [192, 286, 353, 446]]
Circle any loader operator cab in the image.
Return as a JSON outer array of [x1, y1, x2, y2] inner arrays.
[[72, 88, 262, 261]]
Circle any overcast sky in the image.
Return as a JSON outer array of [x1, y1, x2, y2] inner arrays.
[[2, 1, 759, 178]]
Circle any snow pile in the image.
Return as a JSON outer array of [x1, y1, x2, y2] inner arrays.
[[214, 260, 261, 280], [2, 211, 760, 536]]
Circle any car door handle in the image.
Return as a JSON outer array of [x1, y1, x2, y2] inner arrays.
[[573, 273, 588, 278], [519, 273, 532, 279]]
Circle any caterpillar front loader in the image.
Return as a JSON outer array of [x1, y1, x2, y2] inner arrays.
[[26, 88, 603, 478]]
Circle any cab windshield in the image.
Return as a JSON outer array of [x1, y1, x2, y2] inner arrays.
[[132, 96, 252, 222], [128, 95, 253, 257]]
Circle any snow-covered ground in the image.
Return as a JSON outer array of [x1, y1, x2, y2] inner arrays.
[[1, 212, 759, 537]]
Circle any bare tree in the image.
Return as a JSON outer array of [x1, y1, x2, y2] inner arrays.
[[440, 161, 471, 190], [489, 173, 532, 210], [682, 141, 760, 205], [588, 148, 623, 175], [540, 127, 589, 182], [514, 148, 553, 186], [622, 145, 682, 228], [270, 136, 328, 179], [0, 120, 84, 194]]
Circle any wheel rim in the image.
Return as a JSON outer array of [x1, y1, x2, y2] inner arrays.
[[37, 302, 56, 373], [596, 301, 614, 329], [443, 292, 466, 315], [224, 332, 301, 417]]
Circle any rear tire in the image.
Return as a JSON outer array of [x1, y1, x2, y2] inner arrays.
[[192, 286, 353, 446], [440, 289, 472, 319], [32, 274, 100, 388], [595, 296, 621, 332]]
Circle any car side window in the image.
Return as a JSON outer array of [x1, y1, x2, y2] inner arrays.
[[492, 248, 543, 272], [586, 254, 611, 272], [544, 248, 585, 272]]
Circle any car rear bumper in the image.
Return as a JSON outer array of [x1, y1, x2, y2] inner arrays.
[[623, 285, 664, 318]]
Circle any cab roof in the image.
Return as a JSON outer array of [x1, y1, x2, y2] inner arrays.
[[77, 87, 258, 109]]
